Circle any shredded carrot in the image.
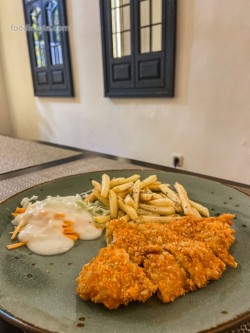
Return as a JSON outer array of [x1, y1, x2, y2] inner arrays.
[[64, 234, 78, 241], [54, 212, 65, 219], [15, 207, 26, 214], [63, 220, 74, 227], [63, 227, 75, 234], [64, 229, 80, 236], [7, 241, 27, 250], [11, 219, 26, 240], [11, 212, 18, 217]]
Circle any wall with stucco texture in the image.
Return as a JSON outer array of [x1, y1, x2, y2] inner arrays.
[[0, 0, 249, 184], [0, 32, 13, 136]]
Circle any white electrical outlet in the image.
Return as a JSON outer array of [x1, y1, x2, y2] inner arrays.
[[171, 153, 184, 167]]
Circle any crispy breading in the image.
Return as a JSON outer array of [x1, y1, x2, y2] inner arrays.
[[166, 214, 237, 267], [143, 251, 195, 302], [77, 214, 237, 309], [76, 245, 157, 310], [136, 214, 237, 267], [106, 219, 161, 264], [136, 221, 179, 245], [163, 240, 226, 288]]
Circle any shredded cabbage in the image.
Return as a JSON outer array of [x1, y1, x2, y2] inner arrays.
[[77, 200, 110, 217], [19, 193, 110, 220], [20, 195, 39, 209]]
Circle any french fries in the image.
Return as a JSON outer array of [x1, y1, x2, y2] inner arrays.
[[85, 173, 210, 227], [117, 196, 138, 220], [190, 199, 210, 217], [109, 189, 118, 218], [174, 182, 193, 216], [139, 203, 175, 216], [112, 181, 134, 193], [101, 174, 110, 198]]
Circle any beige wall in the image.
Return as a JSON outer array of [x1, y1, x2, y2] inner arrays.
[[0, 0, 249, 184], [0, 0, 38, 138], [0, 33, 13, 135]]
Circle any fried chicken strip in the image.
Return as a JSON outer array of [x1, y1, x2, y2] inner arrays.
[[163, 240, 226, 288], [143, 251, 195, 303], [106, 219, 161, 264], [136, 214, 237, 267], [76, 245, 157, 310], [166, 214, 237, 267]]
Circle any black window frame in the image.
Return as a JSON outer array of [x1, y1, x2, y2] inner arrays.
[[23, 0, 74, 97], [100, 0, 176, 98]]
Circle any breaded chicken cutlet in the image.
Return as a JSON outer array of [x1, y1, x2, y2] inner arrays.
[[106, 218, 162, 264], [136, 214, 237, 268], [163, 240, 226, 288], [76, 245, 156, 309], [143, 251, 195, 303], [76, 214, 237, 309]]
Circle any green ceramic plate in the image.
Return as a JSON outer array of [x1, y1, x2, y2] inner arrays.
[[0, 170, 249, 333]]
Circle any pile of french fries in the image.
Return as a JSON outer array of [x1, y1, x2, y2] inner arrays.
[[85, 173, 209, 226]]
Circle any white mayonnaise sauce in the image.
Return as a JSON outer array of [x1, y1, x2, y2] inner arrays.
[[12, 195, 102, 255]]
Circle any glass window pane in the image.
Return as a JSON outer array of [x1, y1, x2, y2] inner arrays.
[[111, 7, 122, 33], [112, 33, 122, 58], [111, 1, 131, 58], [152, 24, 162, 51], [152, 0, 162, 24], [111, 9, 116, 33], [111, 0, 122, 8], [122, 31, 131, 56], [122, 5, 130, 31], [140, 27, 150, 53], [112, 34, 117, 58], [30, 7, 46, 68], [140, 0, 150, 27], [46, 0, 63, 65]]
